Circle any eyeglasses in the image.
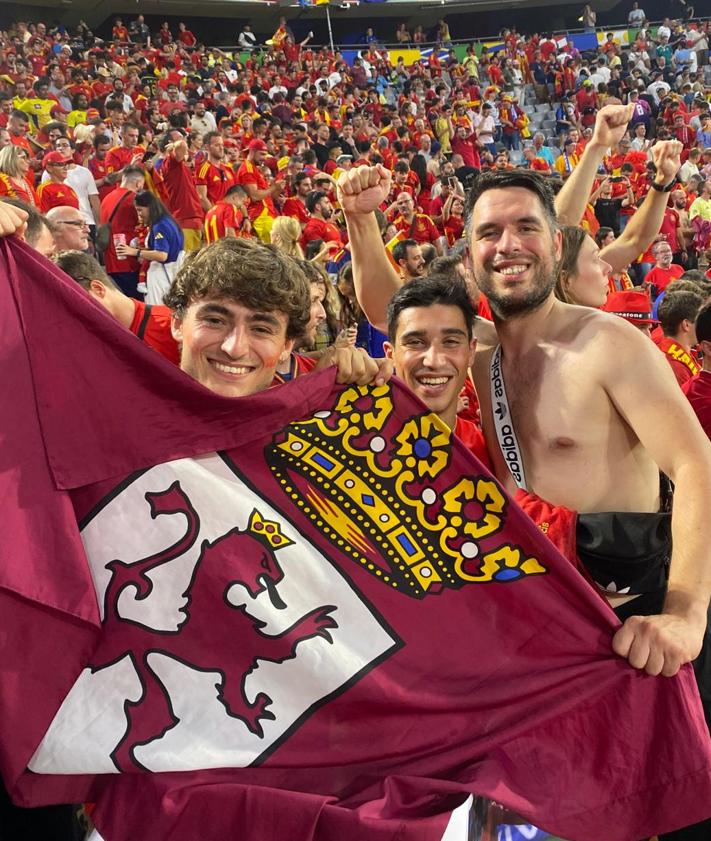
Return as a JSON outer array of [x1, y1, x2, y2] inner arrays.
[[56, 220, 89, 228]]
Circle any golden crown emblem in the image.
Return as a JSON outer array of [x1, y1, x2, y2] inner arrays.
[[248, 509, 294, 551], [267, 384, 545, 599]]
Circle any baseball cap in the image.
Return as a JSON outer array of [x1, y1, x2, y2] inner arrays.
[[248, 139, 268, 152], [50, 103, 68, 116], [43, 150, 70, 167], [602, 291, 658, 325], [336, 154, 352, 164]]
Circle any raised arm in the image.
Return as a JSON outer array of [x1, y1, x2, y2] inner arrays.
[[554, 103, 634, 226], [597, 317, 711, 676], [338, 164, 401, 333], [601, 140, 682, 273]]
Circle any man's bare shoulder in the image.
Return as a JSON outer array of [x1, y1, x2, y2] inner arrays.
[[473, 316, 498, 349], [554, 304, 652, 358]]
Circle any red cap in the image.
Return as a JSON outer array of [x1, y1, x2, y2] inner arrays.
[[50, 103, 68, 116], [248, 139, 268, 152], [86, 107, 101, 121], [43, 150, 70, 167], [602, 290, 658, 325]]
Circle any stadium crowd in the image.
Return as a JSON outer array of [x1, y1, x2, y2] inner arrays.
[[2, 7, 711, 839]]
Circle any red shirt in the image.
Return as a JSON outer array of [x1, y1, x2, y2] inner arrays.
[[0, 173, 37, 206], [657, 336, 700, 387], [158, 153, 204, 229], [450, 134, 481, 169], [270, 352, 318, 386], [644, 264, 684, 293], [100, 187, 139, 275], [129, 301, 180, 365], [204, 201, 243, 243], [443, 215, 464, 247], [196, 159, 237, 206], [393, 213, 440, 245], [658, 208, 680, 252], [282, 197, 310, 224], [683, 371, 711, 440], [36, 181, 79, 213], [455, 416, 490, 469], [178, 29, 197, 47], [88, 155, 113, 202], [301, 217, 342, 250], [235, 159, 277, 221], [105, 145, 144, 175]]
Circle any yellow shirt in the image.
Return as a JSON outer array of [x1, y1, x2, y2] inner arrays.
[[555, 152, 579, 176], [15, 96, 56, 131], [689, 196, 711, 223]]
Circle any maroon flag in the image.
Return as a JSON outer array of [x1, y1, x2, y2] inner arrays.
[[2, 236, 711, 841]]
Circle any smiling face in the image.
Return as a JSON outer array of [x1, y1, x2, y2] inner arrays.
[[384, 303, 475, 428], [469, 186, 561, 319], [171, 297, 294, 398]]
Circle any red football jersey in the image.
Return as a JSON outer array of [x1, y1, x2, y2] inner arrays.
[[196, 160, 237, 207], [36, 181, 79, 213], [204, 201, 244, 244]]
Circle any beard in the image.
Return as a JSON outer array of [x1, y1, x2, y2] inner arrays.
[[475, 258, 557, 320]]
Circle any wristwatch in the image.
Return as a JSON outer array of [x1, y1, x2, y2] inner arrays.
[[650, 179, 676, 193]]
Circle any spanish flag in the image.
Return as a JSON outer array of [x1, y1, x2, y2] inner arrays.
[[384, 229, 406, 271]]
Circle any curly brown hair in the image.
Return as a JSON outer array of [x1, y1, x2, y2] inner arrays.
[[165, 238, 311, 339]]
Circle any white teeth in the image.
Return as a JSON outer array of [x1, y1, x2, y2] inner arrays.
[[419, 377, 449, 385], [213, 361, 250, 375], [498, 265, 528, 275]]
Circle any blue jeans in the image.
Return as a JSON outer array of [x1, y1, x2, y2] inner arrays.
[[502, 132, 521, 151]]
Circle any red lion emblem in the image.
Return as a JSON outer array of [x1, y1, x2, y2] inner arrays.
[[92, 481, 338, 771]]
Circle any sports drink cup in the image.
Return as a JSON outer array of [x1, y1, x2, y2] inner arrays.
[[113, 233, 126, 259]]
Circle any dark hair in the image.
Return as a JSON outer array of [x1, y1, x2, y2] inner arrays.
[[409, 154, 428, 189], [304, 238, 324, 261], [121, 164, 145, 182], [55, 250, 119, 291], [429, 252, 463, 278], [464, 169, 557, 238], [392, 238, 419, 264], [658, 290, 705, 337], [695, 301, 711, 344], [387, 274, 475, 341], [134, 190, 177, 227], [305, 190, 327, 214], [224, 184, 246, 199], [165, 238, 310, 339], [1, 198, 51, 247], [594, 226, 614, 248], [294, 171, 311, 190]]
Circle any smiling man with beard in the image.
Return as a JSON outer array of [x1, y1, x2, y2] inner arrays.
[[339, 166, 711, 815]]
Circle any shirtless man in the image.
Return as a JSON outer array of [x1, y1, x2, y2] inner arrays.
[[338, 164, 711, 686]]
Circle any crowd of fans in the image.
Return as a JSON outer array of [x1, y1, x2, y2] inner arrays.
[[2, 9, 711, 840], [0, 10, 710, 373]]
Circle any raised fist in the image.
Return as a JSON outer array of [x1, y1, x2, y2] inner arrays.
[[591, 102, 635, 149], [651, 139, 683, 185], [337, 164, 392, 216]]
